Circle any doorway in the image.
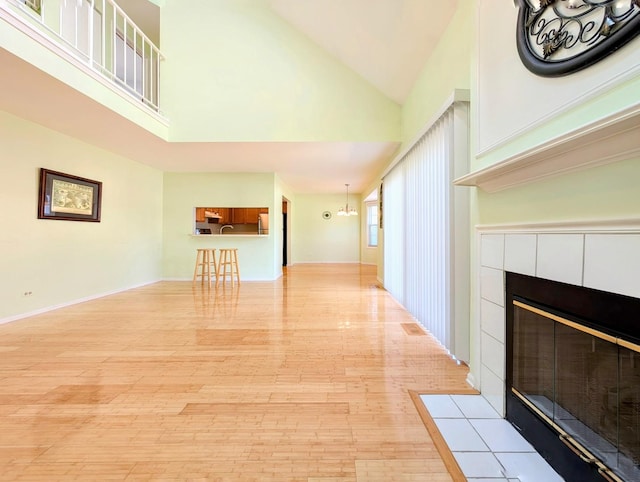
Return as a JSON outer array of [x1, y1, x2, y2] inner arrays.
[[282, 197, 290, 267]]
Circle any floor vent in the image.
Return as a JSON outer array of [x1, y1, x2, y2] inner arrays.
[[401, 323, 425, 336]]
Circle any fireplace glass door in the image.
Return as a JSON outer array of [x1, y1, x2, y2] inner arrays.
[[512, 300, 640, 481]]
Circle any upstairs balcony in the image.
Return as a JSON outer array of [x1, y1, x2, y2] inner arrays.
[[2, 0, 164, 115]]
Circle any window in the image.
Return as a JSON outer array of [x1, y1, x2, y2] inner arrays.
[[382, 101, 470, 360], [367, 202, 378, 247]]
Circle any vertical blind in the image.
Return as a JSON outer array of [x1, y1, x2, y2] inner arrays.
[[383, 105, 467, 356]]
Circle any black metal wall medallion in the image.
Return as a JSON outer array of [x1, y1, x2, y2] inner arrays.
[[515, 0, 640, 76]]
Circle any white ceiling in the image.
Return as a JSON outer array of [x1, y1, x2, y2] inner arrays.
[[1, 0, 458, 193], [267, 0, 457, 104]]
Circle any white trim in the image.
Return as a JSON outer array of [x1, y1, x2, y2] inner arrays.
[[476, 217, 640, 234], [381, 89, 470, 178], [476, 54, 640, 158], [456, 102, 640, 192], [0, 2, 169, 124], [164, 277, 280, 282], [468, 230, 484, 394], [465, 372, 478, 391], [0, 279, 161, 326]]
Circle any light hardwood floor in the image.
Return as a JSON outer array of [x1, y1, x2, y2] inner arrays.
[[0, 264, 471, 481]]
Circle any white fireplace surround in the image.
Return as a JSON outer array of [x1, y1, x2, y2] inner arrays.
[[474, 219, 640, 416]]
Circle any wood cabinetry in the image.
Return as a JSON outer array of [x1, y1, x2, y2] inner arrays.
[[195, 208, 229, 223], [217, 208, 229, 223], [230, 208, 266, 224], [246, 208, 259, 223], [196, 207, 267, 224], [232, 208, 256, 224], [231, 208, 247, 224]]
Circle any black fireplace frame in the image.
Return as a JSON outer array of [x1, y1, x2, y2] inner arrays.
[[505, 272, 640, 482]]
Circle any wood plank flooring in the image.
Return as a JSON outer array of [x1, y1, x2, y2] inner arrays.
[[0, 264, 470, 481]]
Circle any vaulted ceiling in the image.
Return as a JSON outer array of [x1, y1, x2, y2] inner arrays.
[[267, 0, 457, 104]]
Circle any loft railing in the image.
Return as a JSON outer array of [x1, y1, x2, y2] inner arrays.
[[7, 0, 164, 114]]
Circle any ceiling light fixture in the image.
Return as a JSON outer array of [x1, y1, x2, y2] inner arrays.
[[337, 183, 358, 216]]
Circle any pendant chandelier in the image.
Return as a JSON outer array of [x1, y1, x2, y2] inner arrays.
[[337, 183, 358, 216]]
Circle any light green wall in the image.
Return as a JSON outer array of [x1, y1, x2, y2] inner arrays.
[[477, 157, 640, 225], [292, 194, 360, 264], [42, 0, 60, 32], [0, 109, 163, 321], [361, 244, 377, 266], [400, 0, 473, 148], [160, 0, 400, 142], [162, 172, 278, 280]]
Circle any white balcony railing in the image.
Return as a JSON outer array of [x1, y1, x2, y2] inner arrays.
[[7, 0, 164, 113]]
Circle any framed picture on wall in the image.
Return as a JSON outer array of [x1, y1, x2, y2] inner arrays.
[[379, 181, 383, 230], [38, 168, 102, 222]]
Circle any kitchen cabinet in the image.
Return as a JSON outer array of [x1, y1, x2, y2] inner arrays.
[[231, 208, 255, 224], [216, 208, 230, 223], [251, 207, 269, 218], [246, 208, 259, 223], [230, 208, 263, 224], [195, 207, 229, 223], [195, 207, 267, 225], [231, 208, 247, 224]]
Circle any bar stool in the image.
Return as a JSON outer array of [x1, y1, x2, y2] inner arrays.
[[216, 248, 240, 287], [192, 248, 217, 287]]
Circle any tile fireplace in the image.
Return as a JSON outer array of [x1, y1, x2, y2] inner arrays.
[[505, 272, 640, 482], [476, 229, 640, 482]]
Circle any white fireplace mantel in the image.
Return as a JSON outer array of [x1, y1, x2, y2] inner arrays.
[[455, 103, 640, 193]]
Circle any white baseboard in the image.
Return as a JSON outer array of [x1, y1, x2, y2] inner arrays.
[[466, 372, 478, 391], [162, 277, 277, 282], [0, 279, 161, 326]]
